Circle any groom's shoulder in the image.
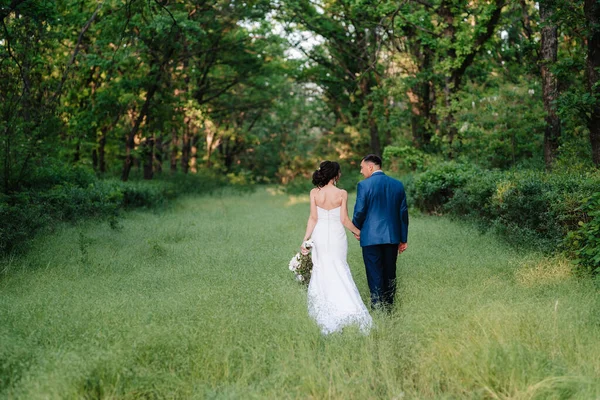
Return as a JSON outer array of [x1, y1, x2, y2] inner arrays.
[[382, 174, 405, 189]]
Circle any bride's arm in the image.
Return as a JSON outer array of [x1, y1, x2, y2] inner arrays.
[[340, 190, 360, 236], [302, 189, 318, 244]]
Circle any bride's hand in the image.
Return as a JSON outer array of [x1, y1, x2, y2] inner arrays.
[[353, 230, 360, 240], [300, 244, 309, 255]]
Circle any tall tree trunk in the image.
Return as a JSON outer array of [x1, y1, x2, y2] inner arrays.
[[190, 135, 198, 173], [92, 149, 98, 170], [361, 77, 381, 156], [443, 77, 458, 158], [586, 0, 600, 167], [408, 78, 434, 148], [205, 122, 216, 168], [154, 134, 163, 174], [3, 124, 11, 194], [143, 135, 154, 180], [73, 142, 81, 163], [367, 99, 381, 156], [181, 122, 190, 174], [540, 2, 561, 169], [98, 127, 107, 173], [121, 84, 158, 181], [407, 37, 434, 148], [170, 128, 178, 173]]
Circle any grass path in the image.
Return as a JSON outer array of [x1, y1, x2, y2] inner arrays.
[[1, 187, 599, 399]]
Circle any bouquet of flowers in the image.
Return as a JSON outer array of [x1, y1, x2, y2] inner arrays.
[[289, 239, 314, 284]]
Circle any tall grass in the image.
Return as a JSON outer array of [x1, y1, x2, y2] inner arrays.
[[1, 188, 599, 398]]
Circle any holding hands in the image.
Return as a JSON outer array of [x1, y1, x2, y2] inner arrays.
[[398, 242, 408, 254]]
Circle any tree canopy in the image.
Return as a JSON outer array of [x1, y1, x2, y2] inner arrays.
[[1, 0, 599, 194]]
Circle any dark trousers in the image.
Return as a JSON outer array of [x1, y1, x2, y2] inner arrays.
[[362, 244, 399, 309]]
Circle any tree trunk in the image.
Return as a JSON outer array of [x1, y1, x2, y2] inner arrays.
[[121, 84, 158, 182], [190, 135, 198, 173], [540, 2, 561, 169], [361, 77, 381, 156], [92, 149, 98, 170], [98, 127, 107, 173], [586, 0, 600, 167], [367, 100, 381, 156], [143, 135, 154, 180], [205, 122, 216, 168], [181, 123, 190, 174], [408, 81, 434, 148], [407, 38, 434, 148], [443, 77, 458, 158], [73, 142, 81, 163], [154, 134, 163, 174], [3, 125, 10, 194], [170, 128, 178, 173]]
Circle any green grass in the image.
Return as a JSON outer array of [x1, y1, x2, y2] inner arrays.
[[1, 187, 599, 399]]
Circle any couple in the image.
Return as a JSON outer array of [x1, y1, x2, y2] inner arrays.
[[301, 154, 409, 335]]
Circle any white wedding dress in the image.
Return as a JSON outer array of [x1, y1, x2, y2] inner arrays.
[[308, 206, 372, 334]]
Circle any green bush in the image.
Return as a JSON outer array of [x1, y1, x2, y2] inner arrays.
[[0, 166, 253, 255], [24, 162, 97, 190], [411, 162, 480, 212], [444, 169, 501, 220], [383, 145, 433, 172], [410, 162, 600, 254], [566, 192, 600, 276], [0, 196, 48, 254]]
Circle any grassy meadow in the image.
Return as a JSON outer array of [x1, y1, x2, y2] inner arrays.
[[1, 187, 599, 399]]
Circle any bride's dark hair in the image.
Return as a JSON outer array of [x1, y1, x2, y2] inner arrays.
[[312, 161, 341, 188]]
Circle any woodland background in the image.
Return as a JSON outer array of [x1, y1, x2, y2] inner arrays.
[[1, 0, 600, 275]]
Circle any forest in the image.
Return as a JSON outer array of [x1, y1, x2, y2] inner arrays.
[[1, 0, 600, 274]]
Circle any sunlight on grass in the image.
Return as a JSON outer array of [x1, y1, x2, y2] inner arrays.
[[285, 194, 310, 207], [515, 255, 573, 287], [1, 188, 599, 398]]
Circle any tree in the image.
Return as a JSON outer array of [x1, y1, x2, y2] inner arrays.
[[585, 0, 600, 166], [281, 0, 390, 155], [539, 1, 561, 169]]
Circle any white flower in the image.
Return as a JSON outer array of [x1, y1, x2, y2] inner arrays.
[[303, 239, 314, 249], [296, 274, 304, 281], [289, 254, 301, 271]]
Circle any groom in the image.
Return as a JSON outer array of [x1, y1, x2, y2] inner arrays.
[[352, 154, 409, 310]]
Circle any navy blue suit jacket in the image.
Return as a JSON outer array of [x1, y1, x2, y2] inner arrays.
[[352, 171, 409, 247]]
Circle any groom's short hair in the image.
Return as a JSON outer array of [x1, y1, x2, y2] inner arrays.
[[362, 154, 382, 166]]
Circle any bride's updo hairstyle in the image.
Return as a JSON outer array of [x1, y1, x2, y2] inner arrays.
[[312, 161, 341, 188]]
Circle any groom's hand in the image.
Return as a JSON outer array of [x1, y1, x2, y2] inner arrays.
[[398, 242, 408, 254]]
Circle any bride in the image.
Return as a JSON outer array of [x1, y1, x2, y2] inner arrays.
[[301, 161, 372, 334]]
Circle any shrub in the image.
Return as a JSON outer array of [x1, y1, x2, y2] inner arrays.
[[411, 162, 480, 212], [383, 145, 433, 172], [410, 162, 600, 254], [445, 169, 501, 220], [0, 166, 254, 256], [565, 192, 600, 276]]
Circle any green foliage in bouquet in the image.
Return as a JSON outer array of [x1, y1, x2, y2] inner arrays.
[[289, 240, 314, 284]]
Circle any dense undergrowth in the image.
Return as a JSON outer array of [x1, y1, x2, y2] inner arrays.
[[0, 163, 253, 256], [403, 161, 600, 277]]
